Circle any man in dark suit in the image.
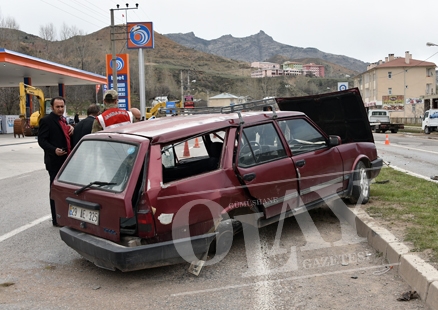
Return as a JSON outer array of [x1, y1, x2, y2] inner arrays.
[[72, 104, 100, 148], [38, 97, 74, 227]]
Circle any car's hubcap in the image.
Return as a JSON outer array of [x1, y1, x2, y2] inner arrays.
[[359, 168, 369, 198]]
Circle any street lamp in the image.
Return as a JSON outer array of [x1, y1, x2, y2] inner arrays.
[[110, 3, 139, 92], [426, 42, 438, 47]]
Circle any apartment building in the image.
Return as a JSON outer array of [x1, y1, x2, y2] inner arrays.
[[250, 62, 281, 70], [250, 61, 325, 78], [353, 51, 436, 117], [303, 63, 325, 77]]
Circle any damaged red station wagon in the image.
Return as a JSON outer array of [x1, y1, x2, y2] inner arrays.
[[51, 88, 382, 272]]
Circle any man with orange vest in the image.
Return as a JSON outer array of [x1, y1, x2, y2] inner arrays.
[[91, 89, 134, 133]]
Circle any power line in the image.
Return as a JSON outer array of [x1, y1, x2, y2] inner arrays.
[[70, 0, 109, 22], [39, 0, 106, 31], [58, 0, 108, 25]]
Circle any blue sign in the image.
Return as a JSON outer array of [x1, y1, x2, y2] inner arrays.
[[166, 101, 176, 114], [108, 74, 129, 110], [109, 56, 125, 72], [127, 22, 154, 49]]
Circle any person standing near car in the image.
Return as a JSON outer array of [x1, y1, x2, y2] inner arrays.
[[91, 89, 133, 133], [38, 96, 74, 227], [130, 107, 142, 122], [72, 104, 100, 148]]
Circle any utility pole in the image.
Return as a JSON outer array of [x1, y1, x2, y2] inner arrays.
[[110, 3, 139, 92], [110, 8, 117, 91], [180, 71, 184, 103]]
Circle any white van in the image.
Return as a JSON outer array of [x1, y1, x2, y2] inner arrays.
[[422, 109, 438, 134]]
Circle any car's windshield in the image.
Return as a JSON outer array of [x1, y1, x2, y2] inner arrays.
[[58, 140, 139, 192]]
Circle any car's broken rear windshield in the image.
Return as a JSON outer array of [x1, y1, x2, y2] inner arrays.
[[58, 140, 139, 193]]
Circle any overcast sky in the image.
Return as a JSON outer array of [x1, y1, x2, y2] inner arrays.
[[1, 0, 438, 66]]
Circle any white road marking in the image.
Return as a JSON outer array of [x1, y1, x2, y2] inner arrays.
[[171, 263, 398, 297], [386, 165, 438, 183], [0, 215, 51, 243]]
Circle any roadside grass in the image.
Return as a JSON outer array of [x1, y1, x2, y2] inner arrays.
[[368, 166, 438, 261]]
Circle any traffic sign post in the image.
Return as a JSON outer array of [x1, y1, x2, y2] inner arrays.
[[127, 22, 154, 119], [338, 82, 348, 91]]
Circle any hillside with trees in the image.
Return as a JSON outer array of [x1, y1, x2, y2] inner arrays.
[[0, 16, 355, 116]]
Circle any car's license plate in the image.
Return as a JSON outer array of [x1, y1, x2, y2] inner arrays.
[[68, 204, 99, 225]]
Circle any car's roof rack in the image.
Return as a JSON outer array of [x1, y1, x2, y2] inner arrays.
[[158, 98, 278, 124]]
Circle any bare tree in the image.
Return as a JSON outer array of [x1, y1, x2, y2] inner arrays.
[[39, 23, 56, 54], [0, 87, 20, 115], [64, 85, 94, 115], [1, 16, 20, 30], [59, 23, 80, 41], [0, 12, 20, 42], [39, 23, 56, 41], [258, 77, 282, 98], [59, 23, 72, 41], [72, 30, 90, 70]]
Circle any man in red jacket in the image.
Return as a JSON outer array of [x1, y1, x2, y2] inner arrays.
[[91, 89, 133, 133]]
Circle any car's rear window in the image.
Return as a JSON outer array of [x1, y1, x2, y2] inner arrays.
[[58, 140, 139, 192]]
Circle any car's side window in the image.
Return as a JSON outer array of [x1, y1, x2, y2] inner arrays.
[[238, 123, 286, 167], [278, 119, 327, 155], [161, 130, 225, 183]]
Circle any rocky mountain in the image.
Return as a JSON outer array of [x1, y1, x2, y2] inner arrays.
[[164, 31, 368, 74]]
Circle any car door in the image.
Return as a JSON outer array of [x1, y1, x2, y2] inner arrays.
[[235, 122, 299, 219], [278, 118, 344, 206], [152, 129, 248, 240]]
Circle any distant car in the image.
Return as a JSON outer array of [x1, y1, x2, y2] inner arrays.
[[51, 88, 382, 272]]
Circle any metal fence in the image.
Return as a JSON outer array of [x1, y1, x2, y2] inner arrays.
[[391, 117, 422, 125]]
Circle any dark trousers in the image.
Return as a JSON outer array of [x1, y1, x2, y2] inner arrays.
[[48, 168, 59, 225]]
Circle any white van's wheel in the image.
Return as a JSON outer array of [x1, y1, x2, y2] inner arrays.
[[424, 126, 430, 134]]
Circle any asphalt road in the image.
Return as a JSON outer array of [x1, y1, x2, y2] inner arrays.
[[0, 134, 428, 309], [374, 131, 438, 180]]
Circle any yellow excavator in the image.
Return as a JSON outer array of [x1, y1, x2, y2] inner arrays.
[[16, 82, 52, 136], [145, 100, 184, 119]]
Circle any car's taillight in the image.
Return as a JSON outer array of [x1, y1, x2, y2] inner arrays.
[[137, 210, 155, 238]]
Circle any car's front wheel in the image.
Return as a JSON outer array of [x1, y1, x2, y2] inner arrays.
[[424, 126, 430, 134], [349, 161, 370, 204]]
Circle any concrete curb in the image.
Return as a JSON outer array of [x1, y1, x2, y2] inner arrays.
[[336, 203, 438, 310]]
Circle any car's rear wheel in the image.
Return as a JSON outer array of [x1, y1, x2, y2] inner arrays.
[[209, 219, 236, 257], [349, 161, 370, 204]]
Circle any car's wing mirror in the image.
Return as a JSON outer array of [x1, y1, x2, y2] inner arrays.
[[328, 135, 341, 146]]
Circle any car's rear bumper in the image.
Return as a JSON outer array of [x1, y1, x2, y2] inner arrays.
[[60, 227, 217, 272]]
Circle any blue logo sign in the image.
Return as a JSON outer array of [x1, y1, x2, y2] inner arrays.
[[129, 24, 151, 47], [109, 57, 124, 72]]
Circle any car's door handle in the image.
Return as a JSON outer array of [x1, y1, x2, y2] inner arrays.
[[295, 159, 306, 167], [243, 173, 256, 181]]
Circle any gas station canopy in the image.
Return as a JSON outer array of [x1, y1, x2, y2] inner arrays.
[[0, 48, 107, 87]]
